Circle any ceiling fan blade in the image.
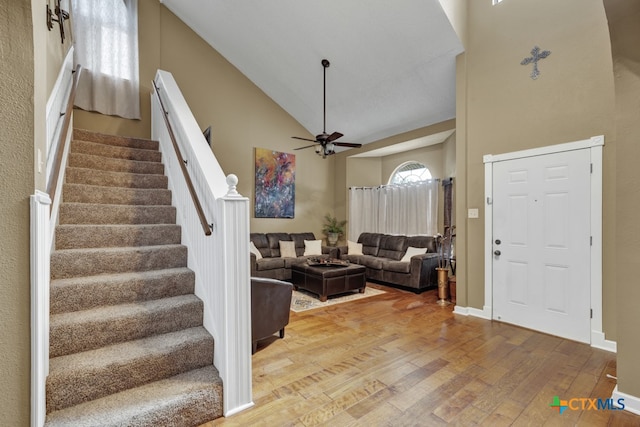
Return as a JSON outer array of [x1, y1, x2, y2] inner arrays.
[[327, 132, 343, 142], [294, 144, 318, 150], [334, 142, 362, 148], [292, 136, 317, 142]]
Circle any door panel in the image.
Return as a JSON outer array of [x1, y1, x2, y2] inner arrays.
[[492, 149, 591, 343]]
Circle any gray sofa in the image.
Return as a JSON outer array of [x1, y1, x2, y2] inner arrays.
[[338, 232, 439, 291], [250, 232, 337, 280]]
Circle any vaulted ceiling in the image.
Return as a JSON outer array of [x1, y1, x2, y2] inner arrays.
[[160, 0, 464, 151]]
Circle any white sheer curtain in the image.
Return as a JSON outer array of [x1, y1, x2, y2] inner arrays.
[[349, 180, 439, 240], [348, 187, 380, 241], [73, 0, 140, 119]]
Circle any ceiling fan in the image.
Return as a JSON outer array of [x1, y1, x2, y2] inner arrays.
[[293, 59, 362, 158]]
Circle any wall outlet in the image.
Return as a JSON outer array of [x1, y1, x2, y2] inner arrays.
[[468, 208, 479, 218]]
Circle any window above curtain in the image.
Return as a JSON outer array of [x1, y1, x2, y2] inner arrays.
[[73, 0, 141, 119], [388, 161, 432, 185]]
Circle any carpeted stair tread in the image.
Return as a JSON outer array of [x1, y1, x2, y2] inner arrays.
[[71, 140, 162, 163], [51, 268, 195, 314], [47, 128, 221, 423], [65, 167, 168, 189], [50, 295, 204, 357], [55, 224, 181, 249], [59, 202, 176, 225], [46, 327, 214, 413], [73, 129, 159, 151], [63, 183, 172, 206], [51, 244, 188, 279], [68, 153, 165, 175], [44, 365, 222, 427]]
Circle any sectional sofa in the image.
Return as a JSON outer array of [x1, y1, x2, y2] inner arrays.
[[337, 232, 440, 291], [249, 232, 338, 280]]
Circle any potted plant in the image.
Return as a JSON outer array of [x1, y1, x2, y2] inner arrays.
[[322, 213, 347, 246]]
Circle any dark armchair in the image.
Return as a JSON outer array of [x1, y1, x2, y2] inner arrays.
[[251, 277, 293, 354]]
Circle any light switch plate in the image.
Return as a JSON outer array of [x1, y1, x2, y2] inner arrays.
[[468, 208, 479, 218]]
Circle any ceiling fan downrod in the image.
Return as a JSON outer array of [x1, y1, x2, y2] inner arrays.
[[322, 59, 330, 135]]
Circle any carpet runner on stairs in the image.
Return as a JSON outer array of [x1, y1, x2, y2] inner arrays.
[[45, 129, 222, 427]]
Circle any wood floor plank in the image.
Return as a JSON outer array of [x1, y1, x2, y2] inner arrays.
[[296, 379, 387, 426], [201, 284, 639, 427]]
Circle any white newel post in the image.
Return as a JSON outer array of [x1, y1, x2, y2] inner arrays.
[[30, 190, 51, 427], [214, 175, 253, 416]]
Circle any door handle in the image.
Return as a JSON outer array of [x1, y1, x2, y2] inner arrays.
[[494, 250, 501, 256], [495, 239, 501, 245]]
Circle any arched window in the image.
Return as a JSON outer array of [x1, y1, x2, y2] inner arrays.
[[388, 161, 432, 185]]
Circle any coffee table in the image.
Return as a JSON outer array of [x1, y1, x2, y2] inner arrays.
[[291, 263, 366, 302]]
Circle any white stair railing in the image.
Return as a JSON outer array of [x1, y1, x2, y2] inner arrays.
[[31, 48, 78, 427], [151, 70, 252, 416]]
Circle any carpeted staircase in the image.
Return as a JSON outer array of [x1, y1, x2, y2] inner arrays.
[[45, 129, 223, 427]]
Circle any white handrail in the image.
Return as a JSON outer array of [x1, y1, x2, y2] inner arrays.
[[151, 70, 253, 416]]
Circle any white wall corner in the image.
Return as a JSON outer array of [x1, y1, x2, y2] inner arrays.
[[612, 386, 640, 416]]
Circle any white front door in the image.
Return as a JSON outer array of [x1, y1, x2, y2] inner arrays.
[[492, 149, 591, 343]]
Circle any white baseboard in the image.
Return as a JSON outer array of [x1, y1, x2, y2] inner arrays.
[[224, 401, 254, 417], [453, 305, 491, 320], [591, 330, 617, 353], [612, 386, 640, 415]]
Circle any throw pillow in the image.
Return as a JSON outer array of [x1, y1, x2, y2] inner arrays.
[[401, 246, 427, 262], [347, 240, 363, 255], [303, 239, 322, 256], [249, 241, 262, 260], [279, 240, 297, 258]]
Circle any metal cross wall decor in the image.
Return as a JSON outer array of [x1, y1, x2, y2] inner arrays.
[[521, 46, 551, 80]]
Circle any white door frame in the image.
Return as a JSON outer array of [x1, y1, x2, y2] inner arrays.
[[483, 135, 614, 351]]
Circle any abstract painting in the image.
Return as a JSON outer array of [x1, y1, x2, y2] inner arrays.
[[254, 148, 295, 218]]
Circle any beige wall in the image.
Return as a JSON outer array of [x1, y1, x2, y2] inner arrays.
[[346, 157, 382, 188], [442, 132, 456, 178], [605, 0, 640, 400], [458, 0, 617, 339], [1, 1, 35, 424], [75, 2, 334, 238]]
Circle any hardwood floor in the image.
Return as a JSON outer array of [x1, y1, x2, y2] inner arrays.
[[202, 284, 640, 426]]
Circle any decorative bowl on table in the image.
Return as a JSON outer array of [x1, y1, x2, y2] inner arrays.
[[307, 258, 350, 267]]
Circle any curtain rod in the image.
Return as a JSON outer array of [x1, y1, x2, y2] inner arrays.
[[349, 178, 442, 190]]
